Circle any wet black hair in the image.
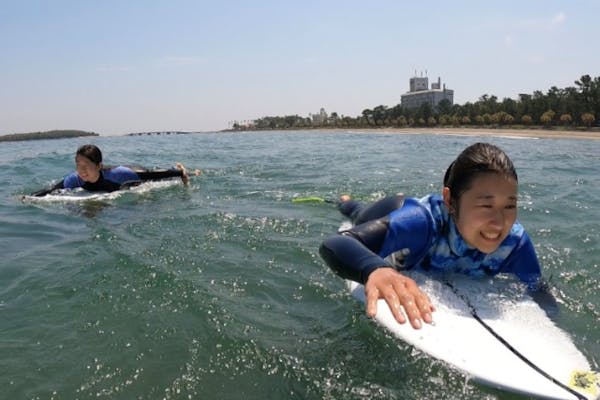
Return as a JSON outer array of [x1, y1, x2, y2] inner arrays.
[[443, 142, 517, 211], [76, 144, 102, 165]]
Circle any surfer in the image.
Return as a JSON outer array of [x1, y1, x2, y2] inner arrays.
[[320, 142, 554, 329], [30, 144, 201, 197]]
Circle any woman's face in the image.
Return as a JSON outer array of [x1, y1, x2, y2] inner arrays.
[[75, 155, 101, 183], [444, 173, 518, 254]]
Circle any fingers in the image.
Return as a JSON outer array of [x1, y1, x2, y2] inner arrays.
[[391, 281, 423, 329], [365, 286, 407, 325], [365, 268, 435, 329], [395, 278, 435, 325]]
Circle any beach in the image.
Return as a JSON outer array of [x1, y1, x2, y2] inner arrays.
[[234, 126, 600, 141], [310, 127, 600, 140], [344, 127, 600, 140]]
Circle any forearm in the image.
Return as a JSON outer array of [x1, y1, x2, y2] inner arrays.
[[135, 169, 183, 181], [31, 180, 65, 197], [319, 234, 391, 284]]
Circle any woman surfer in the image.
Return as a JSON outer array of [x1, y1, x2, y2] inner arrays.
[[320, 142, 554, 330], [31, 144, 200, 197]]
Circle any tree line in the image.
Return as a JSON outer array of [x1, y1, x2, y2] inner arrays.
[[235, 74, 599, 131], [0, 130, 98, 142]]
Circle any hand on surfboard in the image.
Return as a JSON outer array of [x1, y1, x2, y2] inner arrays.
[[365, 267, 435, 329]]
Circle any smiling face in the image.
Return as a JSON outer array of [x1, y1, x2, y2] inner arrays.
[[444, 172, 518, 254], [75, 154, 102, 183]]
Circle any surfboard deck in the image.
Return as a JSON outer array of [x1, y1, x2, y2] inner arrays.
[[346, 271, 599, 400], [22, 179, 181, 203]]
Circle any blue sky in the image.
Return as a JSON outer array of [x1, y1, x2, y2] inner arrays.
[[1, 0, 598, 135]]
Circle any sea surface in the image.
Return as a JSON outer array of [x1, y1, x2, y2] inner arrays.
[[1, 130, 599, 400]]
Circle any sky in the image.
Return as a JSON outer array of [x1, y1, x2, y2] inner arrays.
[[1, 0, 598, 136]]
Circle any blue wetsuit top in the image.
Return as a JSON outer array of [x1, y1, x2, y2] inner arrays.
[[320, 194, 542, 289], [63, 166, 141, 192], [32, 166, 183, 196]]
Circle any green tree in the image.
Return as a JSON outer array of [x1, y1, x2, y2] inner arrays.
[[517, 94, 532, 119], [501, 97, 518, 117], [478, 94, 499, 114], [373, 105, 388, 124], [540, 110, 555, 127], [581, 112, 595, 128], [436, 99, 452, 116], [417, 102, 433, 121], [490, 112, 501, 125], [559, 114, 572, 126]]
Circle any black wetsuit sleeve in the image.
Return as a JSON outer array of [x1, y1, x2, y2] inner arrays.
[[319, 217, 393, 284], [31, 179, 65, 197], [135, 169, 183, 181]]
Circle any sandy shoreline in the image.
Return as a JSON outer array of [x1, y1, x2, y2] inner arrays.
[[342, 127, 600, 140]]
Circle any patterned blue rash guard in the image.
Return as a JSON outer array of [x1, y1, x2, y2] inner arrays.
[[320, 194, 542, 290]]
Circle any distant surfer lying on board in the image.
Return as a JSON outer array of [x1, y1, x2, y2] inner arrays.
[[320, 142, 556, 329], [30, 144, 201, 197]]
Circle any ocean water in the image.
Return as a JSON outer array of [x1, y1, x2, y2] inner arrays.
[[1, 130, 599, 400]]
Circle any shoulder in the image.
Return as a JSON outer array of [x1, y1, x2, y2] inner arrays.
[[386, 195, 439, 241], [388, 194, 443, 229], [379, 195, 439, 264], [103, 166, 140, 181], [63, 172, 84, 188]]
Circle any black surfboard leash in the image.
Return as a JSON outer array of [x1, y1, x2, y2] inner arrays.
[[444, 281, 587, 400]]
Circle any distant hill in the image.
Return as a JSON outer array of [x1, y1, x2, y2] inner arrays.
[[0, 130, 99, 142]]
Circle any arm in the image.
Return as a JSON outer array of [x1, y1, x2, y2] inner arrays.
[[319, 217, 393, 284], [31, 179, 65, 197], [130, 163, 193, 185], [321, 197, 435, 281], [320, 207, 435, 328], [31, 171, 88, 196], [134, 169, 183, 181]]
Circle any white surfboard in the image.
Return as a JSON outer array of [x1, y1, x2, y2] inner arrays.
[[347, 271, 599, 400], [22, 179, 181, 203]]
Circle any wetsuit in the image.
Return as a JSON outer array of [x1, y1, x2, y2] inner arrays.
[[31, 166, 184, 197], [320, 194, 543, 289]]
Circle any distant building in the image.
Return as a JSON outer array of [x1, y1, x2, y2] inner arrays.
[[311, 108, 328, 125], [401, 74, 454, 110]]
